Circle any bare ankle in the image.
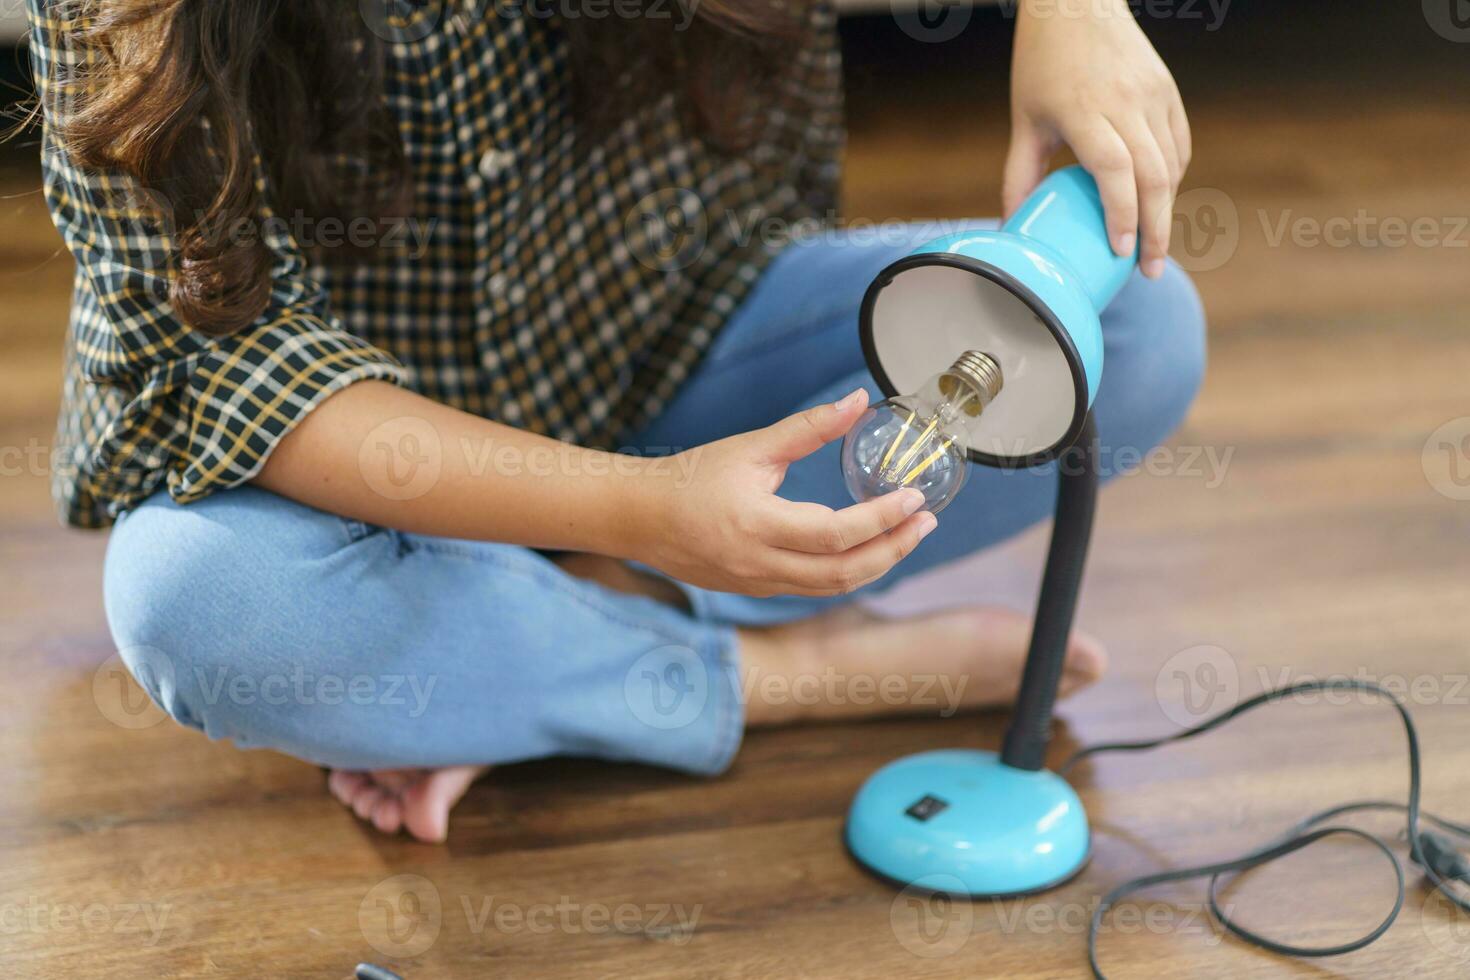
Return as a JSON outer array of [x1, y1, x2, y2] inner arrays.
[[735, 626, 813, 727], [554, 553, 690, 612]]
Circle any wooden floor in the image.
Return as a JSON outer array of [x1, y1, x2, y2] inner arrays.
[[4, 7, 1470, 978]]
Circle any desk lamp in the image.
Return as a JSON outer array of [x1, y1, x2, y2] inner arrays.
[[842, 165, 1134, 897]]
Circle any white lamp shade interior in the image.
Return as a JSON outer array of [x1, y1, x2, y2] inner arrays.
[[869, 264, 1076, 460]]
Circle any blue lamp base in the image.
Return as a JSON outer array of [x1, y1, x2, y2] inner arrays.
[[845, 749, 1090, 897]]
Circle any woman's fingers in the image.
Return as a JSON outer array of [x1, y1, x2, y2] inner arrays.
[[1169, 97, 1193, 175], [1002, 116, 1057, 219], [1145, 108, 1183, 264], [1108, 114, 1174, 279], [755, 388, 870, 465], [760, 489, 926, 555], [765, 510, 938, 596], [1148, 109, 1182, 196], [1067, 118, 1139, 258], [1066, 103, 1189, 278]]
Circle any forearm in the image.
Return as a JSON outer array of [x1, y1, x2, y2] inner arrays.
[[1018, 0, 1128, 17], [255, 380, 657, 557]]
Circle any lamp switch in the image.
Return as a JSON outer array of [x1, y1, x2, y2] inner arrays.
[[905, 795, 949, 822]]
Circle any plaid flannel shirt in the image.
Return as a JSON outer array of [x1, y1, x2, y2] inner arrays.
[[28, 0, 844, 528]]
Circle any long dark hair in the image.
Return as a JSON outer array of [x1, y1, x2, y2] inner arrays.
[[49, 0, 805, 336]]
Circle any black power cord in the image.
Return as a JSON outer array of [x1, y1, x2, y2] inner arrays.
[[1058, 679, 1470, 978]]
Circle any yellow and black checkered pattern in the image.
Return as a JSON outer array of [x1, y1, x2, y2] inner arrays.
[[28, 0, 844, 528]]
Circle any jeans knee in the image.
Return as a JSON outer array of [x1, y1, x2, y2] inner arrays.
[[1158, 260, 1208, 413], [106, 495, 248, 731], [1097, 260, 1208, 458], [102, 488, 338, 735], [105, 505, 219, 731]]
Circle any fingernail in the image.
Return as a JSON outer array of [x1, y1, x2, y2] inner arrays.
[[834, 389, 864, 411], [917, 513, 938, 539], [1117, 233, 1136, 257], [1144, 258, 1165, 279], [900, 489, 925, 515]]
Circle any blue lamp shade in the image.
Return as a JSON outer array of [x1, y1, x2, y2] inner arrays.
[[859, 166, 1136, 468]]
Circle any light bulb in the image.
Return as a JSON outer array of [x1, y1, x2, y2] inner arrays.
[[841, 350, 1004, 515]]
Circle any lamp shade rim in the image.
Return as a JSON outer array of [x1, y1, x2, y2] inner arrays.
[[858, 251, 1090, 468]]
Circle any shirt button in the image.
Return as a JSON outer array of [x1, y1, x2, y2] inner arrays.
[[479, 148, 516, 180]]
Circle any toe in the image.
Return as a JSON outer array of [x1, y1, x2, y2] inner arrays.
[[372, 795, 405, 835], [1059, 631, 1109, 697], [1070, 630, 1109, 678], [353, 786, 385, 822], [328, 770, 369, 805], [402, 766, 487, 844]]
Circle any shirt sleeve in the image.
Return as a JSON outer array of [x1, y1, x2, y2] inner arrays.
[[28, 0, 406, 516]]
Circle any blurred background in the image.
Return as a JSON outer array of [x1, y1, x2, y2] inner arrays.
[[2, 2, 1470, 976]]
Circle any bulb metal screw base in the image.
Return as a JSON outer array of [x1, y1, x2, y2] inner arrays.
[[939, 350, 1004, 416]]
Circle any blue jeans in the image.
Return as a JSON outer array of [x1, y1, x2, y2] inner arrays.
[[104, 223, 1206, 776]]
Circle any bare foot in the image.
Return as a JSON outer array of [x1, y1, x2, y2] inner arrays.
[[327, 766, 488, 843], [557, 555, 1106, 724], [737, 605, 1107, 726]]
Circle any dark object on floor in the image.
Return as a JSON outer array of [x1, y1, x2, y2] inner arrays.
[[355, 964, 405, 980]]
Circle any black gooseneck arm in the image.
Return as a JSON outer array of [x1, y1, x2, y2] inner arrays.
[[1000, 414, 1099, 771]]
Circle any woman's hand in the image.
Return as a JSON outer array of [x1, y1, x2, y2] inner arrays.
[[631, 389, 938, 598], [1003, 0, 1191, 279]]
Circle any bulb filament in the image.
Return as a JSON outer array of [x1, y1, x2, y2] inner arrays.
[[899, 438, 957, 486], [879, 408, 916, 473], [879, 388, 978, 487], [887, 414, 942, 478]]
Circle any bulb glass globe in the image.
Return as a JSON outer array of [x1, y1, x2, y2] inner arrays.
[[841, 351, 1003, 515]]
